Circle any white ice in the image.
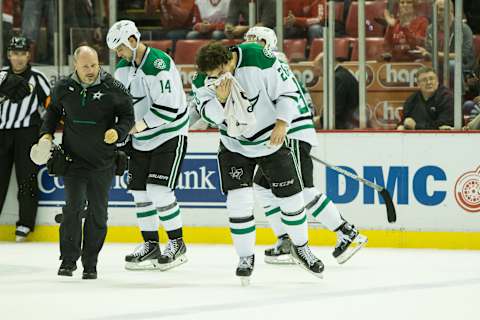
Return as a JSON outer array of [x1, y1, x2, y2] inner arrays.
[[0, 243, 478, 320]]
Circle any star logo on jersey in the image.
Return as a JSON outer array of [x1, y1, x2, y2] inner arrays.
[[92, 90, 105, 101], [132, 96, 146, 106], [229, 167, 244, 180], [153, 58, 166, 70], [246, 92, 260, 112]]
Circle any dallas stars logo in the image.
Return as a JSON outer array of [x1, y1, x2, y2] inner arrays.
[[92, 90, 105, 100], [132, 96, 146, 106]]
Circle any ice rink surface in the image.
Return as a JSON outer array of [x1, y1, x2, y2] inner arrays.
[[0, 242, 478, 320]]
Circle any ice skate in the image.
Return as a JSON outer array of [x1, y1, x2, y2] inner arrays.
[[157, 238, 187, 271], [264, 234, 294, 264], [333, 222, 368, 264], [236, 255, 254, 286], [290, 243, 324, 278], [125, 241, 162, 270]]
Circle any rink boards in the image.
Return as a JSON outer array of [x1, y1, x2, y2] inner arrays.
[[1, 131, 479, 249]]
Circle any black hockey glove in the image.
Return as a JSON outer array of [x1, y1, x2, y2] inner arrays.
[[0, 72, 31, 103]]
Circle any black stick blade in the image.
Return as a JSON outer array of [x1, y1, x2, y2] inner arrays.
[[379, 189, 397, 223]]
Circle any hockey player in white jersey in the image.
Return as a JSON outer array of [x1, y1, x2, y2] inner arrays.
[[193, 42, 324, 284], [245, 26, 368, 265], [106, 20, 188, 271]]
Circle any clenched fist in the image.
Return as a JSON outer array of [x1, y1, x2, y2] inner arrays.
[[104, 129, 118, 144]]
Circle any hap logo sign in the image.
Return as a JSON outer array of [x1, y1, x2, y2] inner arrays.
[[454, 166, 480, 213], [38, 153, 226, 208]]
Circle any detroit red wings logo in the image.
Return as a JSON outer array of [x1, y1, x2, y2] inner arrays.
[[455, 166, 480, 213]]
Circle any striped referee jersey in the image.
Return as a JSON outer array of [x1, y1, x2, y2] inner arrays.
[[0, 66, 50, 129]]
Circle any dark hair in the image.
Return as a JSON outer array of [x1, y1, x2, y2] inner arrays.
[[195, 42, 232, 73], [416, 66, 436, 78]]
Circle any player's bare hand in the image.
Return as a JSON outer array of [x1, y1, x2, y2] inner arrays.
[[270, 120, 288, 146], [216, 78, 232, 104], [104, 129, 118, 144]]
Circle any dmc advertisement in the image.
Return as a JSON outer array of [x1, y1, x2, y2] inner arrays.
[[1, 132, 479, 231]]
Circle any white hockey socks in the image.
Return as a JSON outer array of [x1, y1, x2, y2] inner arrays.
[[253, 184, 287, 238], [131, 190, 159, 232], [278, 192, 308, 246], [227, 188, 256, 257], [305, 188, 344, 231], [146, 184, 183, 234]]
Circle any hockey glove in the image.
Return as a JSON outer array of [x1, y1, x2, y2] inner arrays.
[[0, 71, 31, 103]]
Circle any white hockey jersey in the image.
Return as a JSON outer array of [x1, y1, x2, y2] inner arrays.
[[114, 47, 188, 151], [192, 43, 316, 158]]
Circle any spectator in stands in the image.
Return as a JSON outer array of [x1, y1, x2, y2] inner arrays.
[[313, 52, 359, 129], [463, 69, 480, 123], [187, 0, 230, 40], [224, 0, 275, 39], [2, 0, 14, 62], [284, 0, 324, 44], [397, 66, 454, 130], [383, 0, 429, 62], [64, 0, 105, 58], [417, 0, 476, 72], [21, 0, 56, 64], [464, 0, 480, 34], [144, 0, 194, 41], [464, 113, 480, 130]]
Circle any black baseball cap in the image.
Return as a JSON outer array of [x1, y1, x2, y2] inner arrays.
[[7, 36, 30, 51]]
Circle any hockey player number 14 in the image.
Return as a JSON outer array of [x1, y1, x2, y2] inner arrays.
[[159, 80, 171, 93]]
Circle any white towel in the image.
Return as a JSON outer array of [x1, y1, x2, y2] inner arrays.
[[207, 73, 256, 137]]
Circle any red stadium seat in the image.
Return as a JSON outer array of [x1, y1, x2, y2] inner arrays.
[[174, 40, 210, 64], [350, 37, 385, 61], [473, 35, 480, 59], [283, 39, 307, 62], [308, 38, 351, 61], [143, 40, 173, 54], [345, 1, 387, 37]]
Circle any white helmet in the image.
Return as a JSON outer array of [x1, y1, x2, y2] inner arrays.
[[244, 26, 278, 51], [106, 20, 141, 51]]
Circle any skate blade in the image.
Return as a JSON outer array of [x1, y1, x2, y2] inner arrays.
[[158, 254, 188, 272], [239, 276, 250, 286], [336, 234, 368, 265], [264, 255, 295, 265], [291, 256, 324, 279], [125, 259, 161, 271]]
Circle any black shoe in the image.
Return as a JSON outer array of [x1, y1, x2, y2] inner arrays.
[[290, 243, 324, 277], [58, 260, 77, 277], [264, 234, 294, 264], [82, 266, 97, 280], [157, 238, 187, 271]]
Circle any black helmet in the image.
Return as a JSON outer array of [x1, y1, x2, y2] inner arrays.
[[7, 36, 30, 51]]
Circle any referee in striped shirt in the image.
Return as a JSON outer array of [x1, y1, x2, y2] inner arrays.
[[0, 35, 50, 242]]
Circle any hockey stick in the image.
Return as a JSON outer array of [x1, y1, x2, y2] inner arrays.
[[311, 155, 397, 223]]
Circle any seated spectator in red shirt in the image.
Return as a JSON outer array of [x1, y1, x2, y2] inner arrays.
[[284, 0, 324, 44], [383, 0, 429, 62], [187, 0, 230, 40], [398, 67, 454, 130], [145, 0, 194, 40]]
